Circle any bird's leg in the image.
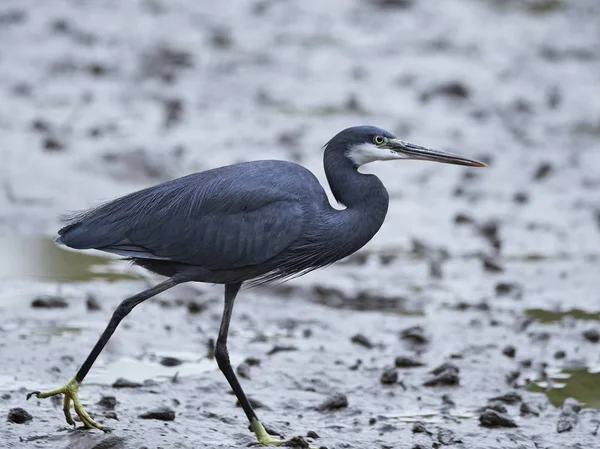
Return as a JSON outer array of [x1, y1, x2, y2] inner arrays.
[[216, 284, 317, 448], [27, 277, 181, 429]]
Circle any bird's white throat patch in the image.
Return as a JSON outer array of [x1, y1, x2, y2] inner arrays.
[[346, 142, 407, 166]]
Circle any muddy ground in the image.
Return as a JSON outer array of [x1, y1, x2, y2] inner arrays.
[[1, 0, 600, 448]]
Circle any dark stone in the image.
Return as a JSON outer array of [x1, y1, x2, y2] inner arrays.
[[533, 162, 553, 181], [306, 430, 319, 439], [583, 328, 600, 343], [112, 378, 142, 388], [97, 396, 117, 409], [519, 401, 539, 417], [380, 368, 398, 385], [43, 136, 65, 152], [412, 421, 432, 435], [554, 350, 566, 359], [31, 295, 68, 309], [421, 81, 470, 103], [187, 300, 206, 314], [489, 392, 522, 404], [495, 282, 523, 299], [236, 397, 266, 409], [454, 213, 474, 225], [400, 326, 428, 344], [7, 407, 32, 424], [502, 345, 516, 358], [315, 393, 348, 411], [267, 345, 298, 356], [482, 255, 504, 273], [424, 363, 460, 387], [479, 409, 518, 428], [89, 436, 124, 449], [160, 356, 183, 367], [513, 191, 529, 204], [370, 0, 413, 8], [244, 357, 261, 367], [351, 333, 373, 349], [395, 356, 424, 368], [139, 406, 175, 421], [86, 294, 102, 311]]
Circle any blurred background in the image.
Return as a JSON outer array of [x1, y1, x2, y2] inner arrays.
[[1, 1, 599, 448]]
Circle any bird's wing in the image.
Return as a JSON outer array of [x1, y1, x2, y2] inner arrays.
[[58, 167, 306, 270]]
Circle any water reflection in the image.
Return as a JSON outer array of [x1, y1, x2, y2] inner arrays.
[[0, 236, 139, 282]]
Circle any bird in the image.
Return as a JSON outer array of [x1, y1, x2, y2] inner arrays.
[[27, 125, 485, 446]]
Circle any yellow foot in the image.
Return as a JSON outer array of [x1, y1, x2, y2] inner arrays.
[[251, 419, 321, 448], [26, 376, 103, 430]]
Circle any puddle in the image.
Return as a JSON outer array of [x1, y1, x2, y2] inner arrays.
[[528, 366, 600, 408], [0, 236, 140, 283], [526, 308, 600, 324]]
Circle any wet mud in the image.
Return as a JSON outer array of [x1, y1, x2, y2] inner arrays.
[[1, 0, 600, 448]]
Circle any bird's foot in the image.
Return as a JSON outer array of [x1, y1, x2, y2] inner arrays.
[[251, 419, 321, 448], [26, 376, 103, 430]]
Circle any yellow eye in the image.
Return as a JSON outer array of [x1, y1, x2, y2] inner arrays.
[[374, 136, 385, 145]]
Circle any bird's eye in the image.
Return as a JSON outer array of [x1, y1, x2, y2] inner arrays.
[[374, 136, 385, 145]]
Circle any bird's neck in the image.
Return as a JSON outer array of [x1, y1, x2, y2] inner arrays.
[[323, 150, 389, 252]]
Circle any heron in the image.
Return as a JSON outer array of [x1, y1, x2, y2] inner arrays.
[[27, 125, 485, 446]]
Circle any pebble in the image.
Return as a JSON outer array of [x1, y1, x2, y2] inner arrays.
[[479, 409, 518, 428], [489, 392, 522, 404], [86, 293, 102, 311], [139, 406, 175, 421], [7, 407, 32, 424], [315, 393, 348, 411], [557, 398, 580, 433], [380, 368, 398, 385], [160, 356, 183, 367], [351, 333, 374, 349], [502, 345, 516, 358], [400, 326, 428, 344], [395, 356, 424, 368], [31, 295, 68, 308], [582, 328, 599, 343], [112, 378, 142, 388], [423, 363, 460, 387], [97, 396, 117, 409]]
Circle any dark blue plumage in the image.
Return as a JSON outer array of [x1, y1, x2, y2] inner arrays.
[[58, 127, 394, 284], [32, 126, 484, 442]]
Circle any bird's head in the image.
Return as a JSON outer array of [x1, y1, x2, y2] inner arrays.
[[326, 125, 486, 168]]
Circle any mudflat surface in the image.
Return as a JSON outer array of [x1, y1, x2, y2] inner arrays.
[[1, 1, 600, 448]]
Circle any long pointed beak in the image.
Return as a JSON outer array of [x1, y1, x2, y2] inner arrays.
[[389, 139, 486, 168]]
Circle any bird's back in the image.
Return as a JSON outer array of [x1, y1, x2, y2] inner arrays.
[[59, 160, 330, 281]]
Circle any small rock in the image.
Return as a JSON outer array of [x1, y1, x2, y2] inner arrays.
[[187, 300, 206, 314], [400, 326, 428, 344], [437, 428, 461, 445], [482, 255, 504, 273], [89, 436, 123, 449], [583, 328, 599, 343], [554, 350, 566, 359], [520, 401, 539, 417], [267, 345, 298, 356], [481, 401, 507, 414], [159, 356, 182, 367], [479, 409, 518, 428], [502, 345, 516, 358], [97, 396, 117, 409], [244, 357, 261, 367], [315, 393, 348, 411], [139, 406, 175, 421], [237, 362, 251, 379], [489, 392, 522, 404], [513, 191, 529, 204], [380, 368, 398, 385], [7, 407, 32, 424], [424, 363, 459, 387], [86, 294, 101, 311], [412, 421, 432, 435], [306, 430, 319, 439], [31, 295, 68, 309], [495, 282, 523, 299], [43, 136, 65, 152], [533, 162, 553, 181], [453, 213, 474, 225], [351, 333, 373, 349], [236, 397, 266, 409], [395, 356, 424, 368], [112, 378, 142, 388], [557, 398, 581, 433]]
